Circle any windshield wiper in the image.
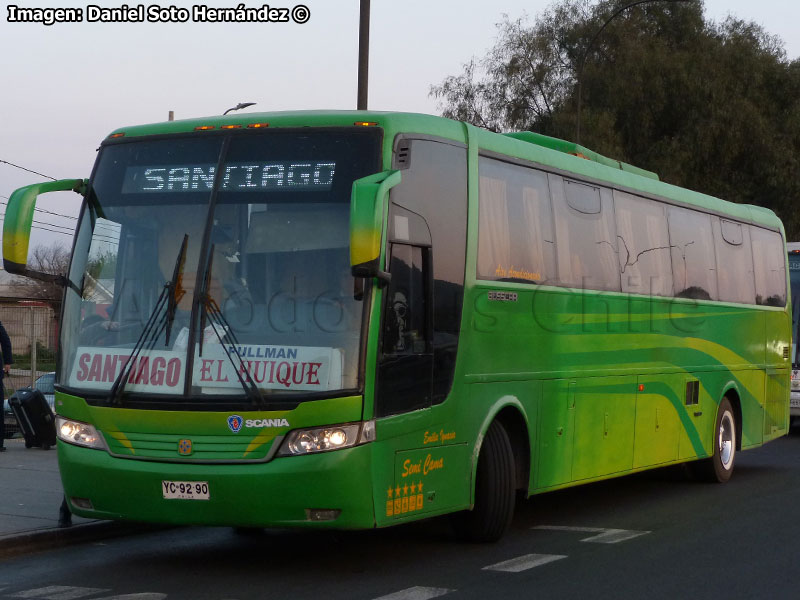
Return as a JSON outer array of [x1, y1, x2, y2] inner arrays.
[[108, 235, 189, 405], [165, 235, 188, 346], [198, 245, 265, 408]]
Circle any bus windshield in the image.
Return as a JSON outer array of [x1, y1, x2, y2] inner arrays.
[[60, 128, 382, 404]]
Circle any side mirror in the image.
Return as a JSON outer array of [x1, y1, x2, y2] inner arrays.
[[3, 178, 86, 284], [350, 170, 401, 285]]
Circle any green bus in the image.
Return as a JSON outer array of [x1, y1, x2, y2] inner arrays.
[[3, 112, 790, 542]]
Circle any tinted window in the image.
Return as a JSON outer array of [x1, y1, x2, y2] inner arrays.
[[614, 191, 673, 296], [714, 218, 756, 304], [750, 227, 786, 306], [477, 158, 555, 283], [383, 245, 428, 355], [667, 206, 718, 300], [552, 176, 620, 291], [388, 139, 467, 403]]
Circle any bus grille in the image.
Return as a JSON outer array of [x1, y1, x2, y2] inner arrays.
[[103, 431, 276, 462]]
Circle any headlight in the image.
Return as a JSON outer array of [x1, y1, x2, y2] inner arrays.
[[56, 416, 105, 450], [277, 420, 375, 456]]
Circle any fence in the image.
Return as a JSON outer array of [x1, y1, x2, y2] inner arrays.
[[0, 303, 58, 396]]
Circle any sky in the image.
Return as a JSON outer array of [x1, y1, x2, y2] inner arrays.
[[1, 0, 798, 254]]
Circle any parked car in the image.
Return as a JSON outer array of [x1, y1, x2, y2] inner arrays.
[[3, 372, 56, 439]]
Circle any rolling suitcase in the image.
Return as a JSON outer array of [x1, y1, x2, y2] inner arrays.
[[8, 388, 56, 450]]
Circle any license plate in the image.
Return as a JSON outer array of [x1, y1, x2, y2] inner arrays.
[[162, 480, 210, 500], [791, 399, 800, 409]]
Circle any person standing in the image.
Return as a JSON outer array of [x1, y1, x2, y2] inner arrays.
[[0, 320, 13, 451]]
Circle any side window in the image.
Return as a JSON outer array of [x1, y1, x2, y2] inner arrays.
[[383, 244, 429, 355], [477, 158, 555, 283], [614, 191, 673, 296], [385, 138, 467, 405], [551, 176, 620, 291], [713, 218, 756, 304], [750, 227, 787, 306], [667, 206, 718, 300], [376, 241, 433, 417]]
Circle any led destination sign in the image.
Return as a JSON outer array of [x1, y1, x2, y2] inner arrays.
[[122, 161, 336, 194]]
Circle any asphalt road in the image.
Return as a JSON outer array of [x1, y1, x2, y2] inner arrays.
[[2, 430, 799, 600]]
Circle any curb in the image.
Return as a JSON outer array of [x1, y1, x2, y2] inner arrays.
[[0, 521, 165, 560]]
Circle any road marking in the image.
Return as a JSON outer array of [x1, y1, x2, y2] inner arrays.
[[483, 553, 567, 572], [93, 595, 167, 600], [372, 586, 454, 600], [9, 586, 111, 599], [533, 526, 650, 543]]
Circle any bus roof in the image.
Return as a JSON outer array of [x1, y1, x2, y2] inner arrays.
[[105, 110, 783, 234]]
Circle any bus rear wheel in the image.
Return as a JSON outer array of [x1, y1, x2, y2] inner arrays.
[[451, 420, 515, 542], [690, 397, 737, 483]]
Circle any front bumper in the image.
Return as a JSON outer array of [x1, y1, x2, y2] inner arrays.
[[58, 440, 376, 529]]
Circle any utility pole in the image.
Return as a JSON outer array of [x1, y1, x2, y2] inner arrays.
[[29, 306, 36, 387], [357, 0, 370, 110]]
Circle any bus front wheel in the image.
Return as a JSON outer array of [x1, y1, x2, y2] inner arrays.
[[690, 397, 737, 483], [451, 420, 516, 542]]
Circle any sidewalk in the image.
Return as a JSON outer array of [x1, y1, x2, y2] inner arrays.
[[0, 437, 141, 559]]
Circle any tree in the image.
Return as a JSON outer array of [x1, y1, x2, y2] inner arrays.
[[10, 242, 70, 304], [431, 0, 800, 239]]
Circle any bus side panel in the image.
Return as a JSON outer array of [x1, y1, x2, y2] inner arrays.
[[764, 368, 790, 441], [633, 375, 681, 468], [764, 304, 791, 440], [388, 443, 470, 522], [371, 404, 472, 528], [571, 376, 636, 481], [734, 369, 766, 449], [536, 379, 574, 489], [679, 369, 763, 455], [678, 373, 715, 460]]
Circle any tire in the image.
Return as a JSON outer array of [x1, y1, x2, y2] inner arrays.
[[451, 420, 516, 542], [690, 397, 737, 483]]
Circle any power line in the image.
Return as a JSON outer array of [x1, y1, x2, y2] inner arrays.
[[0, 159, 57, 181], [0, 198, 80, 222], [0, 215, 75, 233], [30, 224, 73, 237], [24, 224, 117, 245]]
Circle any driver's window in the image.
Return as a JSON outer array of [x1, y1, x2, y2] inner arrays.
[[383, 244, 427, 355]]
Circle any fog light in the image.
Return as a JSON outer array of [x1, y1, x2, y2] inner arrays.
[[71, 497, 93, 510], [305, 509, 341, 522]]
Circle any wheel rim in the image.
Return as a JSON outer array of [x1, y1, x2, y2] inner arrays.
[[718, 411, 735, 470]]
